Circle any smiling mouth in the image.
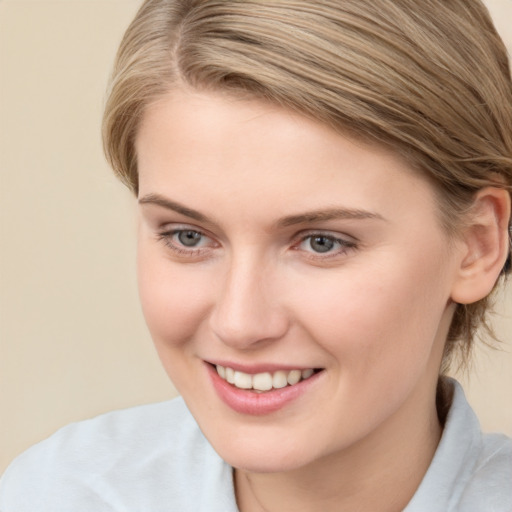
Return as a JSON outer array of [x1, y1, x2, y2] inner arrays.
[[214, 365, 321, 392]]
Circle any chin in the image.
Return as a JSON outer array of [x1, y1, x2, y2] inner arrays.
[[221, 447, 312, 474], [202, 423, 328, 474]]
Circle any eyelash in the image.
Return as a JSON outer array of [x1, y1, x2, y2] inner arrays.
[[156, 228, 216, 257], [156, 227, 358, 260], [294, 232, 358, 259]]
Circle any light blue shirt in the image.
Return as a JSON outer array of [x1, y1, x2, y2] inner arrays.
[[1, 381, 511, 511]]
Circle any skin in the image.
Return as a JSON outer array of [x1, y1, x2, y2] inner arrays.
[[134, 88, 490, 511]]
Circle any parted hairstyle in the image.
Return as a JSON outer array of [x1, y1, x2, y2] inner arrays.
[[103, 0, 512, 372]]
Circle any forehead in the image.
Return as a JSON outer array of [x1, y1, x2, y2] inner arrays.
[[135, 88, 440, 228]]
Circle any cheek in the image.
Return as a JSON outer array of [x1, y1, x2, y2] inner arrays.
[[290, 252, 450, 376], [137, 242, 212, 349]]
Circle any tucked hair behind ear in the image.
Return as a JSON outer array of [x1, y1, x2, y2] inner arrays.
[[103, 0, 512, 371]]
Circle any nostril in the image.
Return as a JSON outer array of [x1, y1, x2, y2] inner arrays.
[[209, 308, 290, 349]]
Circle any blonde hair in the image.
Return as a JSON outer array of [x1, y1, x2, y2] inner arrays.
[[103, 0, 512, 371]]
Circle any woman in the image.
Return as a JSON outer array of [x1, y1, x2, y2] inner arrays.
[[1, 1, 511, 510]]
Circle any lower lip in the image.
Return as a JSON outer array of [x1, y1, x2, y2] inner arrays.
[[207, 364, 323, 415]]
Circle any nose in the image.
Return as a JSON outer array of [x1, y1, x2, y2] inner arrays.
[[209, 253, 290, 350]]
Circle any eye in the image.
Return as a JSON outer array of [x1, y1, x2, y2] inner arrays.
[[176, 230, 203, 247], [296, 233, 357, 256], [156, 226, 217, 256], [307, 235, 336, 253]]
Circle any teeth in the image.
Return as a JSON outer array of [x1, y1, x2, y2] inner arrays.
[[226, 367, 235, 384], [253, 372, 273, 391], [216, 365, 226, 379], [272, 371, 288, 389], [215, 365, 317, 391], [287, 369, 301, 385], [301, 368, 314, 379], [233, 371, 252, 389]]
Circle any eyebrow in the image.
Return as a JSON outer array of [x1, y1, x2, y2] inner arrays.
[[138, 193, 384, 227], [276, 208, 384, 227], [139, 193, 208, 222]]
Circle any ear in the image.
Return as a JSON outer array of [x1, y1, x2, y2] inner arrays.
[[450, 187, 511, 305]]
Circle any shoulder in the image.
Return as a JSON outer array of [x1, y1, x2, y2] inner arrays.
[[406, 379, 512, 512], [0, 397, 236, 512], [457, 432, 512, 511], [449, 382, 512, 511]]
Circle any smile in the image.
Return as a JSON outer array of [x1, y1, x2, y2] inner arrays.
[[208, 363, 325, 415], [215, 365, 316, 392]]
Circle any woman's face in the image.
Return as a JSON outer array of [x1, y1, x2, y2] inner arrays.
[[136, 88, 462, 473]]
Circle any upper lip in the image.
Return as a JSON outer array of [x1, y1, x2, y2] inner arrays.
[[205, 360, 321, 374]]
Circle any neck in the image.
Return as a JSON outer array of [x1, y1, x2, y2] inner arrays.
[[235, 378, 443, 512]]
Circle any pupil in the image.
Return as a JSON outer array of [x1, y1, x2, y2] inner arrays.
[[178, 231, 201, 247], [310, 236, 334, 253]]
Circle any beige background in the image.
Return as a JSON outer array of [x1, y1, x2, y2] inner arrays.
[[1, 0, 511, 474]]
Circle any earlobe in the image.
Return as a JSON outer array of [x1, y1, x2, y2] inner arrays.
[[450, 187, 511, 305]]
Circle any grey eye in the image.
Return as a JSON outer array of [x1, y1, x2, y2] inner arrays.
[[309, 236, 335, 253], [177, 230, 203, 247]]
